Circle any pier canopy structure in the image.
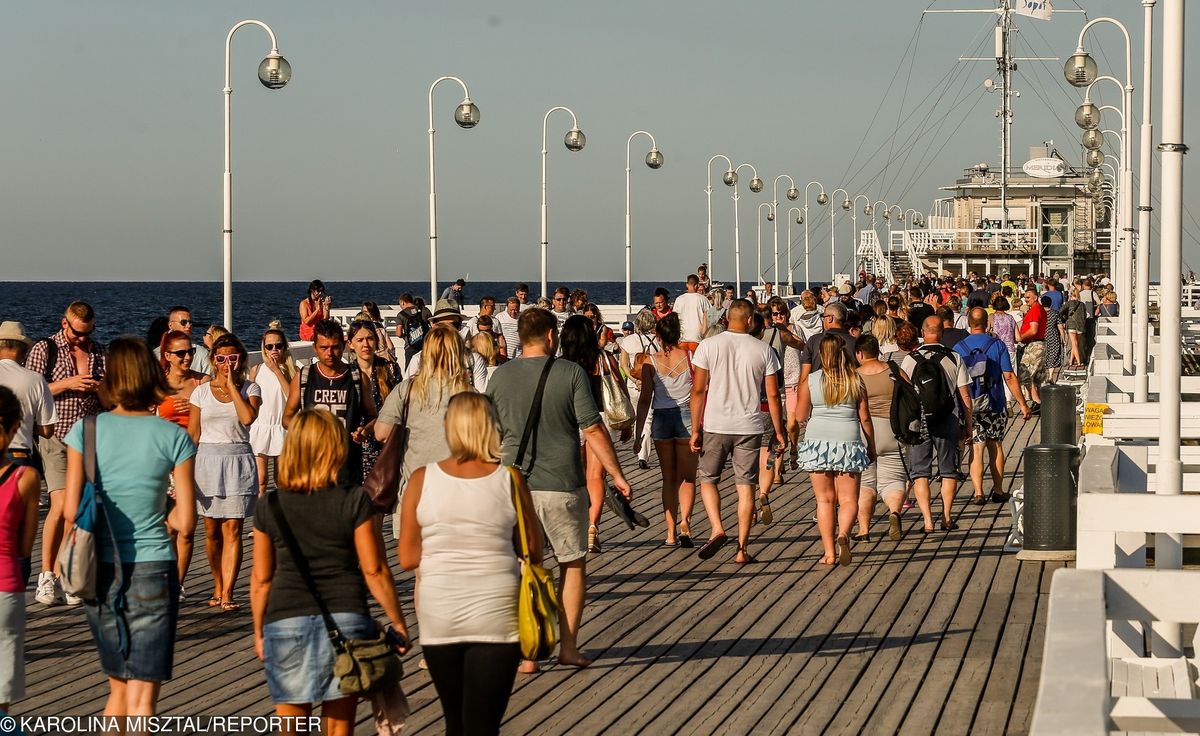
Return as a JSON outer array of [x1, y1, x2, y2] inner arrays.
[[928, 145, 1109, 278]]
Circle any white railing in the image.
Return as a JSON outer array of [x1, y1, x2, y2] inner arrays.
[[856, 229, 892, 285], [918, 228, 1040, 251], [1148, 282, 1200, 310]]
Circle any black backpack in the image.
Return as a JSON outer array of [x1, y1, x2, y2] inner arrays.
[[888, 361, 924, 445], [398, 308, 430, 351], [909, 345, 955, 417]]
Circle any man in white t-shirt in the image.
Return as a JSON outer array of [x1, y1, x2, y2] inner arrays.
[[496, 298, 523, 360], [690, 299, 785, 564], [0, 322, 57, 467], [673, 274, 710, 351]]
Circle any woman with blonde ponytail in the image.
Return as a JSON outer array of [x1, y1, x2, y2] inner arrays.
[[794, 334, 876, 567]]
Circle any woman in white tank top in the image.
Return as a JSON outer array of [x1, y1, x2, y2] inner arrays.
[[398, 393, 542, 735], [632, 313, 698, 547]]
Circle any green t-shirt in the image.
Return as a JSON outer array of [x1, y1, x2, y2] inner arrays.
[[64, 413, 196, 563], [485, 356, 601, 492]]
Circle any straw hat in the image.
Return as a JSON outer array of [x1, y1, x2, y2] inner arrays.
[[0, 321, 33, 347], [429, 299, 463, 323]]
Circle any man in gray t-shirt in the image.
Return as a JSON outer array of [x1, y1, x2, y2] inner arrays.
[[486, 308, 631, 670]]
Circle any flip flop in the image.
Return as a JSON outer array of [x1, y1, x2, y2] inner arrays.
[[836, 535, 852, 567], [207, 597, 222, 608], [220, 600, 241, 612], [603, 485, 637, 530], [757, 497, 774, 526], [735, 546, 758, 564], [697, 533, 728, 560]]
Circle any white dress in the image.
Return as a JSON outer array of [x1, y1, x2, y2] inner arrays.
[[250, 367, 287, 457]]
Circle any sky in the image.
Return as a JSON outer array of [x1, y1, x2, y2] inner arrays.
[[1, 0, 1197, 285]]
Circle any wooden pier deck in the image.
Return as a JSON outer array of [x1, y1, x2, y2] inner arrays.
[[20, 416, 1059, 735]]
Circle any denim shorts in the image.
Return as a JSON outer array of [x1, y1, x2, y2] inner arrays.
[[650, 406, 692, 441], [84, 560, 179, 682], [263, 612, 377, 704]]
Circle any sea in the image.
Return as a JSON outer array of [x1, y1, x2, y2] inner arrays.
[[0, 281, 743, 345]]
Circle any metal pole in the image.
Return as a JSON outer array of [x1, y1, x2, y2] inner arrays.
[[787, 207, 801, 294], [831, 188, 849, 283], [1134, 0, 1156, 401], [802, 205, 809, 290], [222, 20, 281, 332], [733, 189, 742, 296], [706, 155, 734, 285], [541, 106, 580, 301], [625, 130, 659, 315], [1154, 0, 1184, 655], [428, 76, 472, 306]]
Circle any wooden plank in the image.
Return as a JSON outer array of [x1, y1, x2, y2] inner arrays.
[[15, 416, 1056, 736]]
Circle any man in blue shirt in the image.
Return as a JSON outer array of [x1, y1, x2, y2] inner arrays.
[[954, 308, 1032, 504], [1042, 278, 1065, 311]]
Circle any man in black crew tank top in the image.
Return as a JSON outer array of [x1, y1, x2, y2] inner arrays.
[[283, 319, 376, 484]]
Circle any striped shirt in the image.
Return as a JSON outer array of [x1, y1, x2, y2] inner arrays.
[[24, 331, 106, 439], [495, 312, 522, 360]]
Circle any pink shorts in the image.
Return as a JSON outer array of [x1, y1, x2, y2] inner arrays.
[[785, 384, 800, 416]]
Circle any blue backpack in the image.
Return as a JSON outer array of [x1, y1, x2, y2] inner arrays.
[[960, 337, 1000, 413]]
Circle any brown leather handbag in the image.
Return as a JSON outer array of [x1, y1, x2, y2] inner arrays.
[[363, 387, 411, 513]]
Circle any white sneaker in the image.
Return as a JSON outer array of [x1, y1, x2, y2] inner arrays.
[[35, 571, 62, 606], [64, 591, 82, 606]]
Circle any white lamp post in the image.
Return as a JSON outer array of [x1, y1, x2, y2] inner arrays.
[[756, 202, 775, 289], [772, 175, 799, 293], [802, 181, 828, 291], [830, 188, 851, 283], [625, 131, 664, 314], [540, 106, 586, 299], [786, 206, 802, 290], [221, 19, 291, 331], [1155, 0, 1185, 638], [428, 76, 480, 305], [852, 194, 871, 277], [732, 163, 764, 296], [1067, 18, 1135, 375], [705, 154, 737, 284], [1135, 0, 1157, 403]]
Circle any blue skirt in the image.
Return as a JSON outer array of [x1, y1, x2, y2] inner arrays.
[[796, 439, 870, 473], [84, 561, 179, 682]]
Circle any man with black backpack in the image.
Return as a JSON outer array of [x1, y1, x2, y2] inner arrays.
[[395, 293, 430, 373], [897, 317, 973, 533], [954, 308, 1032, 505]]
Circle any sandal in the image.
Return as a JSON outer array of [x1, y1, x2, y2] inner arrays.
[[836, 535, 852, 567], [207, 597, 222, 608], [697, 533, 728, 560], [587, 525, 602, 554], [940, 519, 959, 532], [678, 528, 694, 549], [757, 496, 774, 526], [971, 495, 986, 506], [220, 600, 241, 612]]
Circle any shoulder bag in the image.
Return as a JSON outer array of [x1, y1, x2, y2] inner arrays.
[[507, 467, 560, 661], [362, 385, 413, 513], [514, 358, 556, 477], [597, 353, 635, 431], [267, 491, 404, 697], [57, 416, 120, 601]]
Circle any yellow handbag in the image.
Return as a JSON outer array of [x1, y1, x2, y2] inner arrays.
[[509, 467, 560, 661]]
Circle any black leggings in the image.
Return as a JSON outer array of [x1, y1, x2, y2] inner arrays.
[[422, 642, 521, 736]]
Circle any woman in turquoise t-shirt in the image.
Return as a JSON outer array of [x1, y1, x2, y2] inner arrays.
[[64, 337, 196, 719]]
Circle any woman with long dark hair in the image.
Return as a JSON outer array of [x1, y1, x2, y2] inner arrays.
[[298, 280, 330, 342], [348, 320, 399, 479], [560, 315, 630, 554]]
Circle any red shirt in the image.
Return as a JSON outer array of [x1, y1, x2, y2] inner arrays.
[[1020, 303, 1047, 342]]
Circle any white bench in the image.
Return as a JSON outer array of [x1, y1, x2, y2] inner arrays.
[[1031, 569, 1200, 735]]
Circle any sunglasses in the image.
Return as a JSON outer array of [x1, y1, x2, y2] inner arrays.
[[177, 319, 192, 327], [264, 343, 285, 351], [213, 354, 241, 365], [166, 348, 195, 359], [67, 322, 95, 337], [554, 297, 567, 302], [770, 311, 787, 317]]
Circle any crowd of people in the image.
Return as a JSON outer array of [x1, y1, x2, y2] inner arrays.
[[0, 266, 1113, 733]]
